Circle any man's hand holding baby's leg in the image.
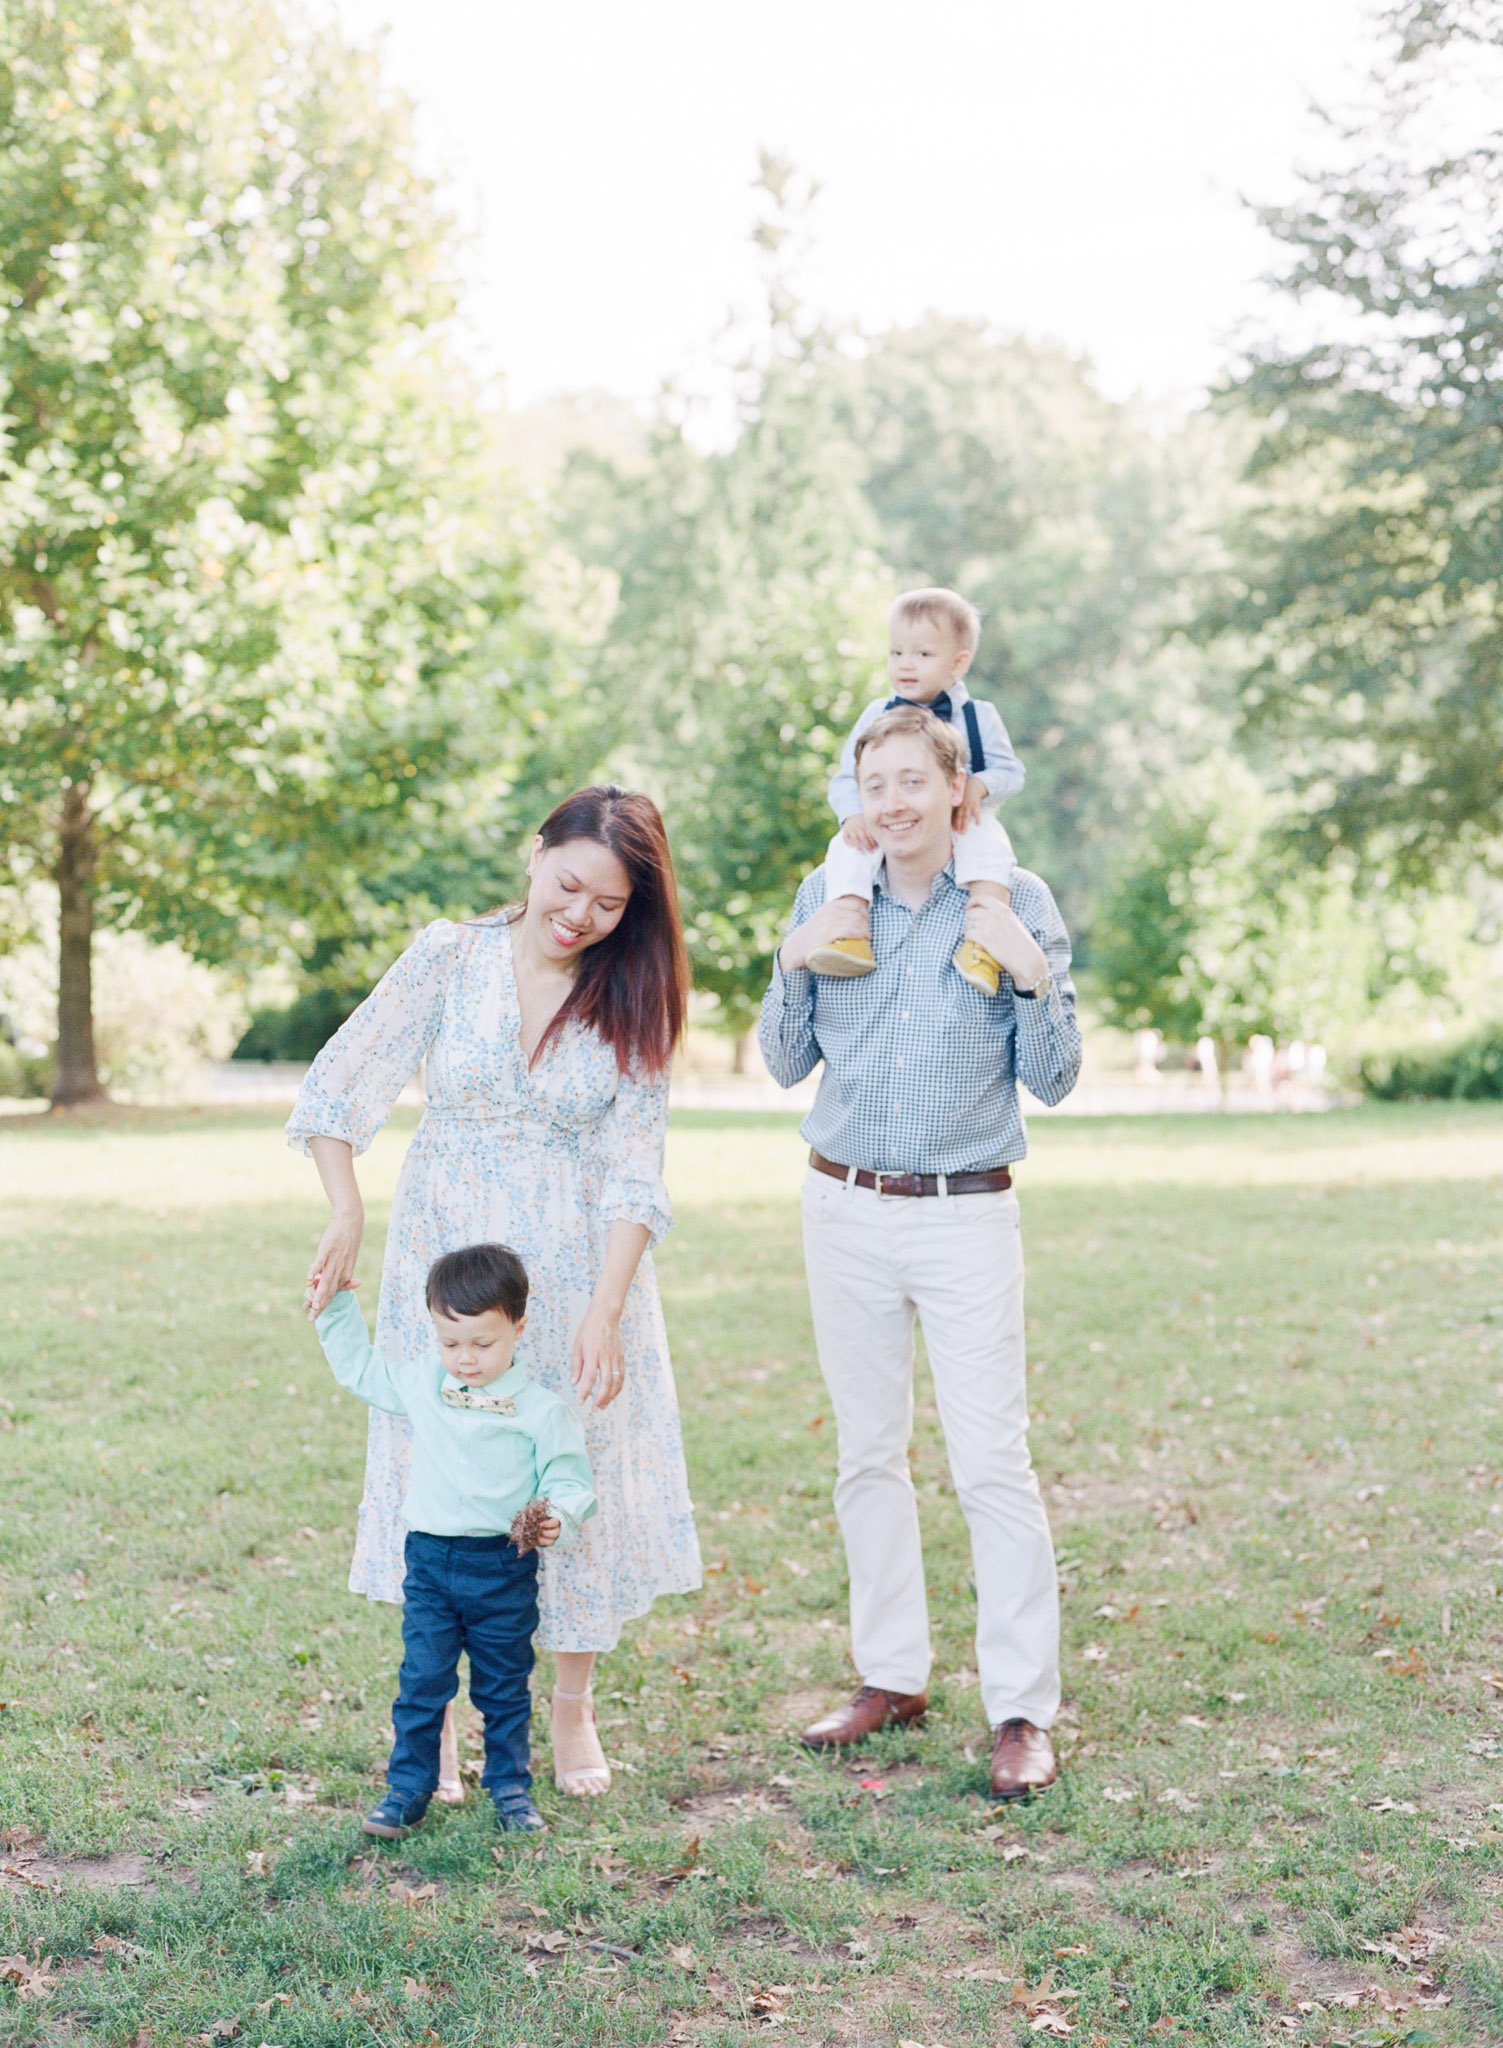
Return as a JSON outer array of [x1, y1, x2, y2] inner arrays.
[[810, 820, 881, 979], [808, 892, 876, 978], [953, 881, 1012, 997]]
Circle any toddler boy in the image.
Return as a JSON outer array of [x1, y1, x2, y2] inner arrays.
[[314, 1241, 596, 1838], [810, 586, 1023, 995]]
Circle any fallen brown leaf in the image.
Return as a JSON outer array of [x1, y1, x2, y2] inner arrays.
[[93, 1934, 149, 1962], [0, 1953, 57, 2000], [1012, 1973, 1081, 2014], [388, 1879, 439, 1907], [668, 1943, 696, 1970]]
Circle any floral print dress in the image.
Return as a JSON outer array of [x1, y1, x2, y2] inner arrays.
[[286, 916, 702, 1652]]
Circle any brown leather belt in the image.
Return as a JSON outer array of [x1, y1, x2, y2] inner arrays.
[[810, 1150, 1012, 1198]]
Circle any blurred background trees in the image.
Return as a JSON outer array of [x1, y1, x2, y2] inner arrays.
[[0, 0, 1498, 1102]]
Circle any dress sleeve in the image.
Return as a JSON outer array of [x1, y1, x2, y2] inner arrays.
[[285, 920, 460, 1157], [595, 1060, 674, 1246]]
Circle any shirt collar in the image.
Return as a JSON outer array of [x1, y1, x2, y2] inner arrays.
[[440, 1360, 530, 1401], [873, 855, 961, 903]]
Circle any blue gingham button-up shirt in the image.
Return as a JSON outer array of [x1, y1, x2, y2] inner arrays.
[[758, 862, 1081, 1173]]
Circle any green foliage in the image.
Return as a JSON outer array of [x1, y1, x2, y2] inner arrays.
[[0, 0, 543, 1089], [825, 319, 1237, 929], [233, 981, 360, 1062], [1091, 756, 1491, 1055], [1209, 0, 1503, 875], [1363, 1022, 1503, 1100], [554, 162, 886, 1035]]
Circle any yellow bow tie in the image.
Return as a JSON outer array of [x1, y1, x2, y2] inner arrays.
[[441, 1383, 517, 1416]]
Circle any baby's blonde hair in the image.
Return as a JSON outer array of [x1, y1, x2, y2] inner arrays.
[[889, 586, 981, 654]]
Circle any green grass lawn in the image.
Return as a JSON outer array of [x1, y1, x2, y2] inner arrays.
[[1, 1101, 1501, 2047]]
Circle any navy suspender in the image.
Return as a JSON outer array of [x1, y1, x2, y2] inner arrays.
[[961, 699, 985, 776]]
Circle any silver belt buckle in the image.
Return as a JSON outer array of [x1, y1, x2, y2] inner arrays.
[[873, 1170, 890, 1198]]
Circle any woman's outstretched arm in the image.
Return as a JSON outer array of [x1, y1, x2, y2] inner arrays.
[[570, 1218, 651, 1410], [304, 1135, 364, 1319]]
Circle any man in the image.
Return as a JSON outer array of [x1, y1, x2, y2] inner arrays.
[[758, 704, 1081, 1799]]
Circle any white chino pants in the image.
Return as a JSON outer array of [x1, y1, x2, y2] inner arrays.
[[800, 1167, 1060, 1729]]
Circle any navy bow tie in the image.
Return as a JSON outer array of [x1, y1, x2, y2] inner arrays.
[[885, 690, 953, 722]]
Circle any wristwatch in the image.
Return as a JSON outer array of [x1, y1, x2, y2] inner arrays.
[[1014, 966, 1052, 1000]]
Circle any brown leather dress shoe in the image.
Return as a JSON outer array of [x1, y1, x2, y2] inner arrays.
[[799, 1685, 928, 1750], [989, 1718, 1057, 1800]]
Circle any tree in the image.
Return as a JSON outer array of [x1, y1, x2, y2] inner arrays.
[[1092, 755, 1491, 1065], [826, 318, 1237, 935], [0, 0, 534, 1101], [553, 158, 887, 1044], [1209, 0, 1503, 877]]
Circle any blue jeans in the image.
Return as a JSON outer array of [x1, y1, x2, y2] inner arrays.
[[387, 1531, 539, 1801]]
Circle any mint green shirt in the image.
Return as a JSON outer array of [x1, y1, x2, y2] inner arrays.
[[315, 1291, 597, 1545]]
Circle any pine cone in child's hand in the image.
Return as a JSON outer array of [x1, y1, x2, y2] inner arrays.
[[509, 1497, 553, 1556]]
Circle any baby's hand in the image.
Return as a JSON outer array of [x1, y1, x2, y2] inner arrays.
[[955, 776, 987, 831], [509, 1497, 560, 1555], [841, 815, 880, 852]]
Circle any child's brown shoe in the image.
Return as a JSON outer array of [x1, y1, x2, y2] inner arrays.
[[808, 936, 877, 978], [952, 939, 1001, 997]]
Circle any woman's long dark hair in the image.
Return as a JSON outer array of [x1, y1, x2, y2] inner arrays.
[[509, 786, 689, 1075]]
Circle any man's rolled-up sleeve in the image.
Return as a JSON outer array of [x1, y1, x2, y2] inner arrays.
[[1010, 876, 1082, 1107], [757, 873, 824, 1087]]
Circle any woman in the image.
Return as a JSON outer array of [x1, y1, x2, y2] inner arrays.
[[290, 786, 701, 1798]]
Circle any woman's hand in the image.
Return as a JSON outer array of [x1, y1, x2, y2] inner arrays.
[[304, 1208, 363, 1321], [570, 1301, 626, 1409]]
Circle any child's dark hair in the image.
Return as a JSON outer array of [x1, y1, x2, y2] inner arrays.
[[425, 1243, 529, 1324]]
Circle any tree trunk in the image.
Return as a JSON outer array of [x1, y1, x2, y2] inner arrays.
[[731, 1030, 750, 1077], [52, 780, 105, 1106]]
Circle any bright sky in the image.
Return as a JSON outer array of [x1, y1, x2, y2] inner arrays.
[[331, 0, 1377, 415]]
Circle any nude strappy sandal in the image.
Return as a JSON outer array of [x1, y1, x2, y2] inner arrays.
[[551, 1683, 611, 1797]]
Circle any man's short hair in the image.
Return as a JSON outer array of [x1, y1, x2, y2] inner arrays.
[[426, 1243, 529, 1324], [854, 703, 968, 781], [889, 586, 981, 653]]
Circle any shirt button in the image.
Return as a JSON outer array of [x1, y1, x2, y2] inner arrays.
[[896, 1056, 905, 1066]]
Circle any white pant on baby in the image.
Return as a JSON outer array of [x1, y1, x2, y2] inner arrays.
[[825, 811, 1017, 902]]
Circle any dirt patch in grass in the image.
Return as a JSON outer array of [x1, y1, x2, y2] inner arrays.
[[777, 1686, 835, 1730], [673, 1784, 794, 1828], [1268, 1933, 1387, 2006], [1, 1848, 160, 1893]]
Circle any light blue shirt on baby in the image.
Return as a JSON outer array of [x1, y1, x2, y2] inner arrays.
[[315, 1291, 598, 1544], [827, 679, 1025, 824]]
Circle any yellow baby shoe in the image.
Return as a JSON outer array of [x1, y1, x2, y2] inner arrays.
[[807, 936, 877, 977], [952, 939, 1001, 997]]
